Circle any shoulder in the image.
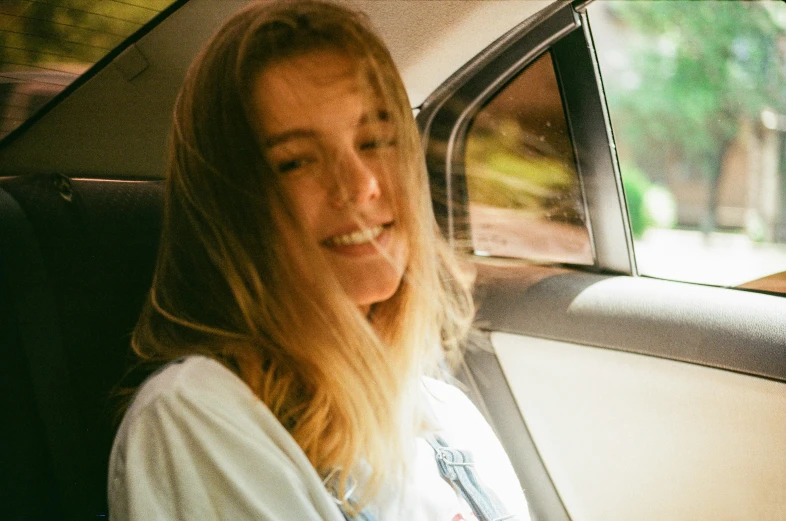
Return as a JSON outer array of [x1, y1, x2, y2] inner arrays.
[[422, 376, 484, 425], [420, 376, 497, 457], [113, 355, 294, 457], [123, 355, 256, 421], [110, 355, 313, 491], [109, 355, 338, 520], [422, 375, 470, 402]]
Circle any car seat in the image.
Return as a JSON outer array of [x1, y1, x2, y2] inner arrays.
[[0, 173, 163, 520]]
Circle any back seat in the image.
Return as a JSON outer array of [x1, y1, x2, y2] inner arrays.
[[0, 173, 163, 520]]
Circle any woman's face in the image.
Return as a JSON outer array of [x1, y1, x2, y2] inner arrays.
[[253, 50, 409, 314]]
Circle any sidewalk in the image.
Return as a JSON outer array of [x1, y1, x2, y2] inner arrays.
[[634, 228, 786, 287]]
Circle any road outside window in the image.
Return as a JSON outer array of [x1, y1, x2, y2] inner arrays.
[[589, 0, 786, 293]]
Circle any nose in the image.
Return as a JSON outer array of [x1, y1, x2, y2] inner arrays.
[[330, 149, 382, 208]]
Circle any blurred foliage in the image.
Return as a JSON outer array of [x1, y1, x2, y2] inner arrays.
[[620, 162, 651, 239], [0, 0, 173, 70], [466, 115, 584, 225], [620, 162, 679, 238], [603, 1, 786, 181]]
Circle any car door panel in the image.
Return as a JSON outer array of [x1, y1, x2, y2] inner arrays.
[[475, 266, 786, 381], [466, 264, 786, 521], [493, 331, 786, 521]]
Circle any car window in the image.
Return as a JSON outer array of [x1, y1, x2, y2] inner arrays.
[[0, 0, 179, 141], [588, 0, 786, 293], [464, 51, 593, 265]]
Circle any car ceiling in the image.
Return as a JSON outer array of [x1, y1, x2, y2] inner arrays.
[[0, 0, 552, 180]]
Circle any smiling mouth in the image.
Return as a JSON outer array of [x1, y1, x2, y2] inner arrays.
[[323, 224, 390, 247]]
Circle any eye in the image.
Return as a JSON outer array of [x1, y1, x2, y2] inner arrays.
[[359, 139, 381, 151], [272, 154, 317, 174], [266, 140, 319, 175], [359, 136, 397, 151], [277, 158, 306, 173]]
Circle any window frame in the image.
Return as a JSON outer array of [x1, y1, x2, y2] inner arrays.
[[0, 0, 189, 152], [417, 2, 635, 275]]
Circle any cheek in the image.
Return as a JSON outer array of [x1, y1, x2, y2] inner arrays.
[[271, 206, 319, 289], [281, 177, 328, 238]]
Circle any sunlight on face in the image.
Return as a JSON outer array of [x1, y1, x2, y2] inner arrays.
[[253, 50, 409, 313]]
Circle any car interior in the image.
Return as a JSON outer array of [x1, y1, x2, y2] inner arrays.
[[1, 1, 784, 520]]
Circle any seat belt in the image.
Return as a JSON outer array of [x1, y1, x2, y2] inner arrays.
[[0, 185, 93, 520]]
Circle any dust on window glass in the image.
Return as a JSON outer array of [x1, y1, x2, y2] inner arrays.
[[0, 0, 177, 141], [589, 0, 786, 293], [464, 51, 593, 265]]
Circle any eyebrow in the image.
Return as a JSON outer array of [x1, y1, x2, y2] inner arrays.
[[264, 129, 317, 148], [263, 109, 392, 148]]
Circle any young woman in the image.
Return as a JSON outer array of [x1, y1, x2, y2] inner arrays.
[[108, 1, 529, 519]]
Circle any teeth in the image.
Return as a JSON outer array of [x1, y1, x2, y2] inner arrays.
[[327, 225, 384, 246]]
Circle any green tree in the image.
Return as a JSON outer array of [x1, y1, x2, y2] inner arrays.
[[601, 0, 786, 231]]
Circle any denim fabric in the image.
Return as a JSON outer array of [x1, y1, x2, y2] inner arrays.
[[339, 435, 515, 521], [339, 501, 378, 521], [427, 435, 516, 521]]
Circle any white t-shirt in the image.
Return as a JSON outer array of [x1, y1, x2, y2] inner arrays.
[[109, 355, 530, 521]]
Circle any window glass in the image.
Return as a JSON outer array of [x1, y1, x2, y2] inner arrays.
[[0, 0, 177, 140], [465, 51, 593, 265], [589, 0, 786, 292]]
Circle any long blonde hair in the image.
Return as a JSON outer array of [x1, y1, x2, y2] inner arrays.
[[132, 0, 474, 512]]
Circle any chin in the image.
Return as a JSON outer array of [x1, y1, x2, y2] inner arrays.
[[352, 285, 402, 309], [347, 273, 404, 309], [339, 246, 409, 309]]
